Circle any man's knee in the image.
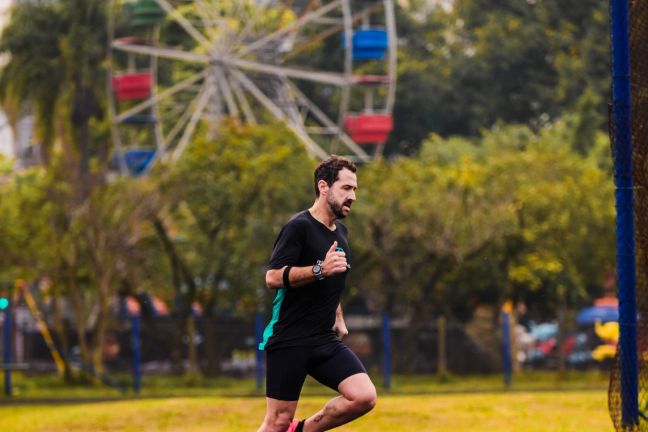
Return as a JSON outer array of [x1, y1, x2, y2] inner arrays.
[[351, 386, 377, 414]]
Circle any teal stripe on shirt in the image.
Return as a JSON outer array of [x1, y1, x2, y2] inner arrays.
[[259, 288, 286, 350]]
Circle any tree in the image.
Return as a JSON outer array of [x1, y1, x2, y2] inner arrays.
[[347, 119, 615, 369], [71, 177, 159, 373], [0, 1, 65, 163], [430, 121, 615, 320], [0, 0, 108, 177], [386, 0, 610, 154], [155, 121, 314, 374], [0, 158, 161, 377], [348, 136, 514, 320]]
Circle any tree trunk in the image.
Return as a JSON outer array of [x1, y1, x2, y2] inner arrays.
[[171, 315, 186, 375], [51, 291, 73, 382], [78, 118, 90, 179], [73, 82, 95, 180], [203, 299, 219, 376], [437, 315, 447, 374], [152, 217, 199, 376], [91, 273, 112, 374], [186, 315, 200, 380], [68, 270, 90, 368]]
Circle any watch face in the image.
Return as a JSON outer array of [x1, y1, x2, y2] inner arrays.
[[312, 264, 322, 274]]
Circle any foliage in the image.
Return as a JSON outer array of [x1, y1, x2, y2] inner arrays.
[[0, 157, 160, 375], [0, 1, 65, 157], [0, 0, 108, 172], [348, 120, 614, 320], [388, 0, 610, 154], [0, 166, 56, 281], [159, 121, 314, 314]]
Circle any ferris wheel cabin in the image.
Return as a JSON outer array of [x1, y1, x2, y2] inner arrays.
[[342, 28, 394, 145], [125, 0, 166, 27], [349, 29, 389, 61], [112, 73, 154, 101]]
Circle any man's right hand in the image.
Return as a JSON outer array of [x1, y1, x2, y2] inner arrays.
[[322, 241, 348, 277]]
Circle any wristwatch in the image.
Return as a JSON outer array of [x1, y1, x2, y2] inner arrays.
[[312, 260, 325, 280]]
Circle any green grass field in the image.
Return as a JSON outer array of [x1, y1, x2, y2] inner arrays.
[[0, 372, 614, 431], [4, 370, 611, 399], [0, 390, 612, 431]]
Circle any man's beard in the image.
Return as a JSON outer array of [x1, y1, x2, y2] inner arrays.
[[328, 197, 352, 219]]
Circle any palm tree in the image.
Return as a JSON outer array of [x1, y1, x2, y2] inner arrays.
[[0, 0, 116, 380], [0, 1, 64, 165], [0, 0, 107, 178]]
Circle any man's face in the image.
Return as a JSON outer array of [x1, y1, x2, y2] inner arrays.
[[326, 168, 357, 219]]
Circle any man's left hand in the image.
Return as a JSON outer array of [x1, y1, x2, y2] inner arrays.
[[333, 319, 349, 340]]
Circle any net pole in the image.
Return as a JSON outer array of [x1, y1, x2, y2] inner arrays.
[[502, 307, 512, 387], [132, 314, 141, 395], [382, 313, 392, 389], [610, 0, 639, 426]]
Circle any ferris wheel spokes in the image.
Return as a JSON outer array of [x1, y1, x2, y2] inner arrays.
[[227, 72, 258, 124], [288, 82, 369, 159], [280, 2, 383, 61], [216, 72, 239, 118], [152, 0, 212, 49], [112, 42, 349, 88], [229, 58, 348, 86], [232, 70, 330, 159], [113, 43, 210, 64], [163, 89, 206, 150], [231, 0, 277, 52], [171, 84, 214, 161], [193, 0, 220, 30], [232, 70, 288, 123], [236, 0, 343, 57]]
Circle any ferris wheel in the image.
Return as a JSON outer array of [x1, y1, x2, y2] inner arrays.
[[108, 0, 397, 175]]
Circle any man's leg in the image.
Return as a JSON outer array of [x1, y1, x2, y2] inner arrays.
[[258, 397, 299, 432], [259, 346, 308, 432], [303, 372, 377, 432]]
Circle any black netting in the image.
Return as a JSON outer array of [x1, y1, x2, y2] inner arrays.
[[609, 1, 648, 430]]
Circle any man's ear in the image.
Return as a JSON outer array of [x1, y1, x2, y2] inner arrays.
[[318, 179, 329, 196]]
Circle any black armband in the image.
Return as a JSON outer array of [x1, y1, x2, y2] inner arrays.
[[283, 266, 293, 289]]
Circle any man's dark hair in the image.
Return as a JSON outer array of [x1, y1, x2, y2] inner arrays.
[[314, 155, 357, 196]]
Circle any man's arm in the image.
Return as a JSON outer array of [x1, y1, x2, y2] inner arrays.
[[265, 265, 322, 290], [333, 303, 349, 339], [265, 241, 348, 289]]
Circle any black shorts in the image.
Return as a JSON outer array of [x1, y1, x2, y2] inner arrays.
[[265, 341, 367, 401]]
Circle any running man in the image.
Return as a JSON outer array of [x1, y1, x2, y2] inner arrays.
[[257, 156, 376, 432]]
